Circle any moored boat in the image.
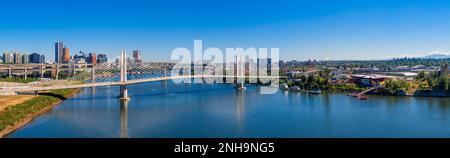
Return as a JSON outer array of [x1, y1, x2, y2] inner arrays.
[[358, 94, 368, 100], [235, 83, 246, 91], [309, 89, 322, 94], [347, 93, 358, 97], [280, 84, 289, 90], [289, 86, 301, 92]]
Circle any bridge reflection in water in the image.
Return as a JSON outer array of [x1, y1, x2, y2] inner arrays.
[[120, 100, 129, 138], [116, 85, 246, 138], [236, 91, 245, 133]]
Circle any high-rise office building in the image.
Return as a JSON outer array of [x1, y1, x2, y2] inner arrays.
[[63, 47, 70, 63], [3, 51, 10, 64], [3, 51, 14, 64], [14, 52, 22, 64], [40, 54, 45, 63], [55, 41, 64, 64], [74, 51, 86, 61], [87, 53, 97, 65], [30, 53, 45, 63], [97, 54, 108, 63], [22, 54, 29, 64], [133, 50, 141, 63]]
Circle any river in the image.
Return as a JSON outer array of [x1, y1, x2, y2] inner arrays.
[[8, 81, 450, 138]]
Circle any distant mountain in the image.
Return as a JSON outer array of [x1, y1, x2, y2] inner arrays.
[[423, 54, 450, 59]]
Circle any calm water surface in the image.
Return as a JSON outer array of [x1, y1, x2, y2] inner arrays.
[[9, 81, 450, 138]]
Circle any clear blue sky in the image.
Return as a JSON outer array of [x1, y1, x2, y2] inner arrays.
[[1, 0, 450, 61]]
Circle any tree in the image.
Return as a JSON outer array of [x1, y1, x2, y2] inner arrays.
[[417, 71, 425, 81]]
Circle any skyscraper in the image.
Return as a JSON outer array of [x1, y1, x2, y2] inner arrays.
[[3, 51, 14, 64], [3, 51, 10, 64], [63, 47, 70, 63], [87, 53, 97, 65], [97, 54, 108, 63], [133, 50, 141, 63], [22, 54, 29, 64], [74, 51, 86, 62], [14, 52, 22, 64], [55, 41, 64, 64], [40, 54, 45, 63], [30, 53, 45, 63]]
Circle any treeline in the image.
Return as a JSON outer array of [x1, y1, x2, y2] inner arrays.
[[381, 79, 412, 95], [381, 71, 449, 95], [416, 71, 449, 91], [281, 68, 365, 92], [310, 58, 449, 70]]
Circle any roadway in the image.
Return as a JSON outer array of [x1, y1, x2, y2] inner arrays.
[[1, 75, 282, 92]]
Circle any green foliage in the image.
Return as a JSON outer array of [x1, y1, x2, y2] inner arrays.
[[416, 71, 426, 81], [314, 58, 449, 70], [0, 95, 58, 131], [292, 74, 330, 90], [0, 89, 77, 131], [0, 77, 38, 83], [382, 79, 411, 95], [57, 71, 70, 79], [329, 83, 365, 91], [436, 75, 449, 91], [416, 71, 450, 91]]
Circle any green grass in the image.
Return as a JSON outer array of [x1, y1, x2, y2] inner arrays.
[[329, 83, 365, 92], [0, 78, 39, 83], [0, 89, 78, 131]]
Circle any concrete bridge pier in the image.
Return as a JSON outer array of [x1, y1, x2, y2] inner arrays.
[[40, 65, 44, 78], [24, 67, 27, 80], [91, 66, 96, 83], [8, 66, 12, 78], [55, 65, 59, 80], [119, 85, 130, 100], [72, 64, 76, 79]]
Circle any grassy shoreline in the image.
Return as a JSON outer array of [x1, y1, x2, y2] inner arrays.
[[0, 78, 39, 83], [0, 88, 81, 138]]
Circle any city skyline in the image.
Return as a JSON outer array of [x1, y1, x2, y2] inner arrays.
[[1, 0, 450, 153], [2, 0, 450, 61]]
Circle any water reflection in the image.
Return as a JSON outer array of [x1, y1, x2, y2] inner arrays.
[[120, 100, 129, 138], [8, 82, 450, 138], [235, 91, 245, 133], [91, 87, 96, 95]]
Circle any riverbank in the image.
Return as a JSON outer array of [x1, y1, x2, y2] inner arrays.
[[0, 95, 36, 112], [0, 88, 80, 138]]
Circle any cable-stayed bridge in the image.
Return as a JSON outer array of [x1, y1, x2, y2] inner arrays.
[[1, 52, 280, 99]]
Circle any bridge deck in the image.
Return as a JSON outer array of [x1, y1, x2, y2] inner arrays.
[[1, 75, 282, 92]]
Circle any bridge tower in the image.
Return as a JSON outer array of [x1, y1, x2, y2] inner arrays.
[[91, 66, 96, 83], [119, 51, 130, 100], [236, 54, 246, 90]]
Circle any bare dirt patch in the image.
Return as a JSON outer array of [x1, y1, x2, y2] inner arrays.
[[0, 95, 36, 112]]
